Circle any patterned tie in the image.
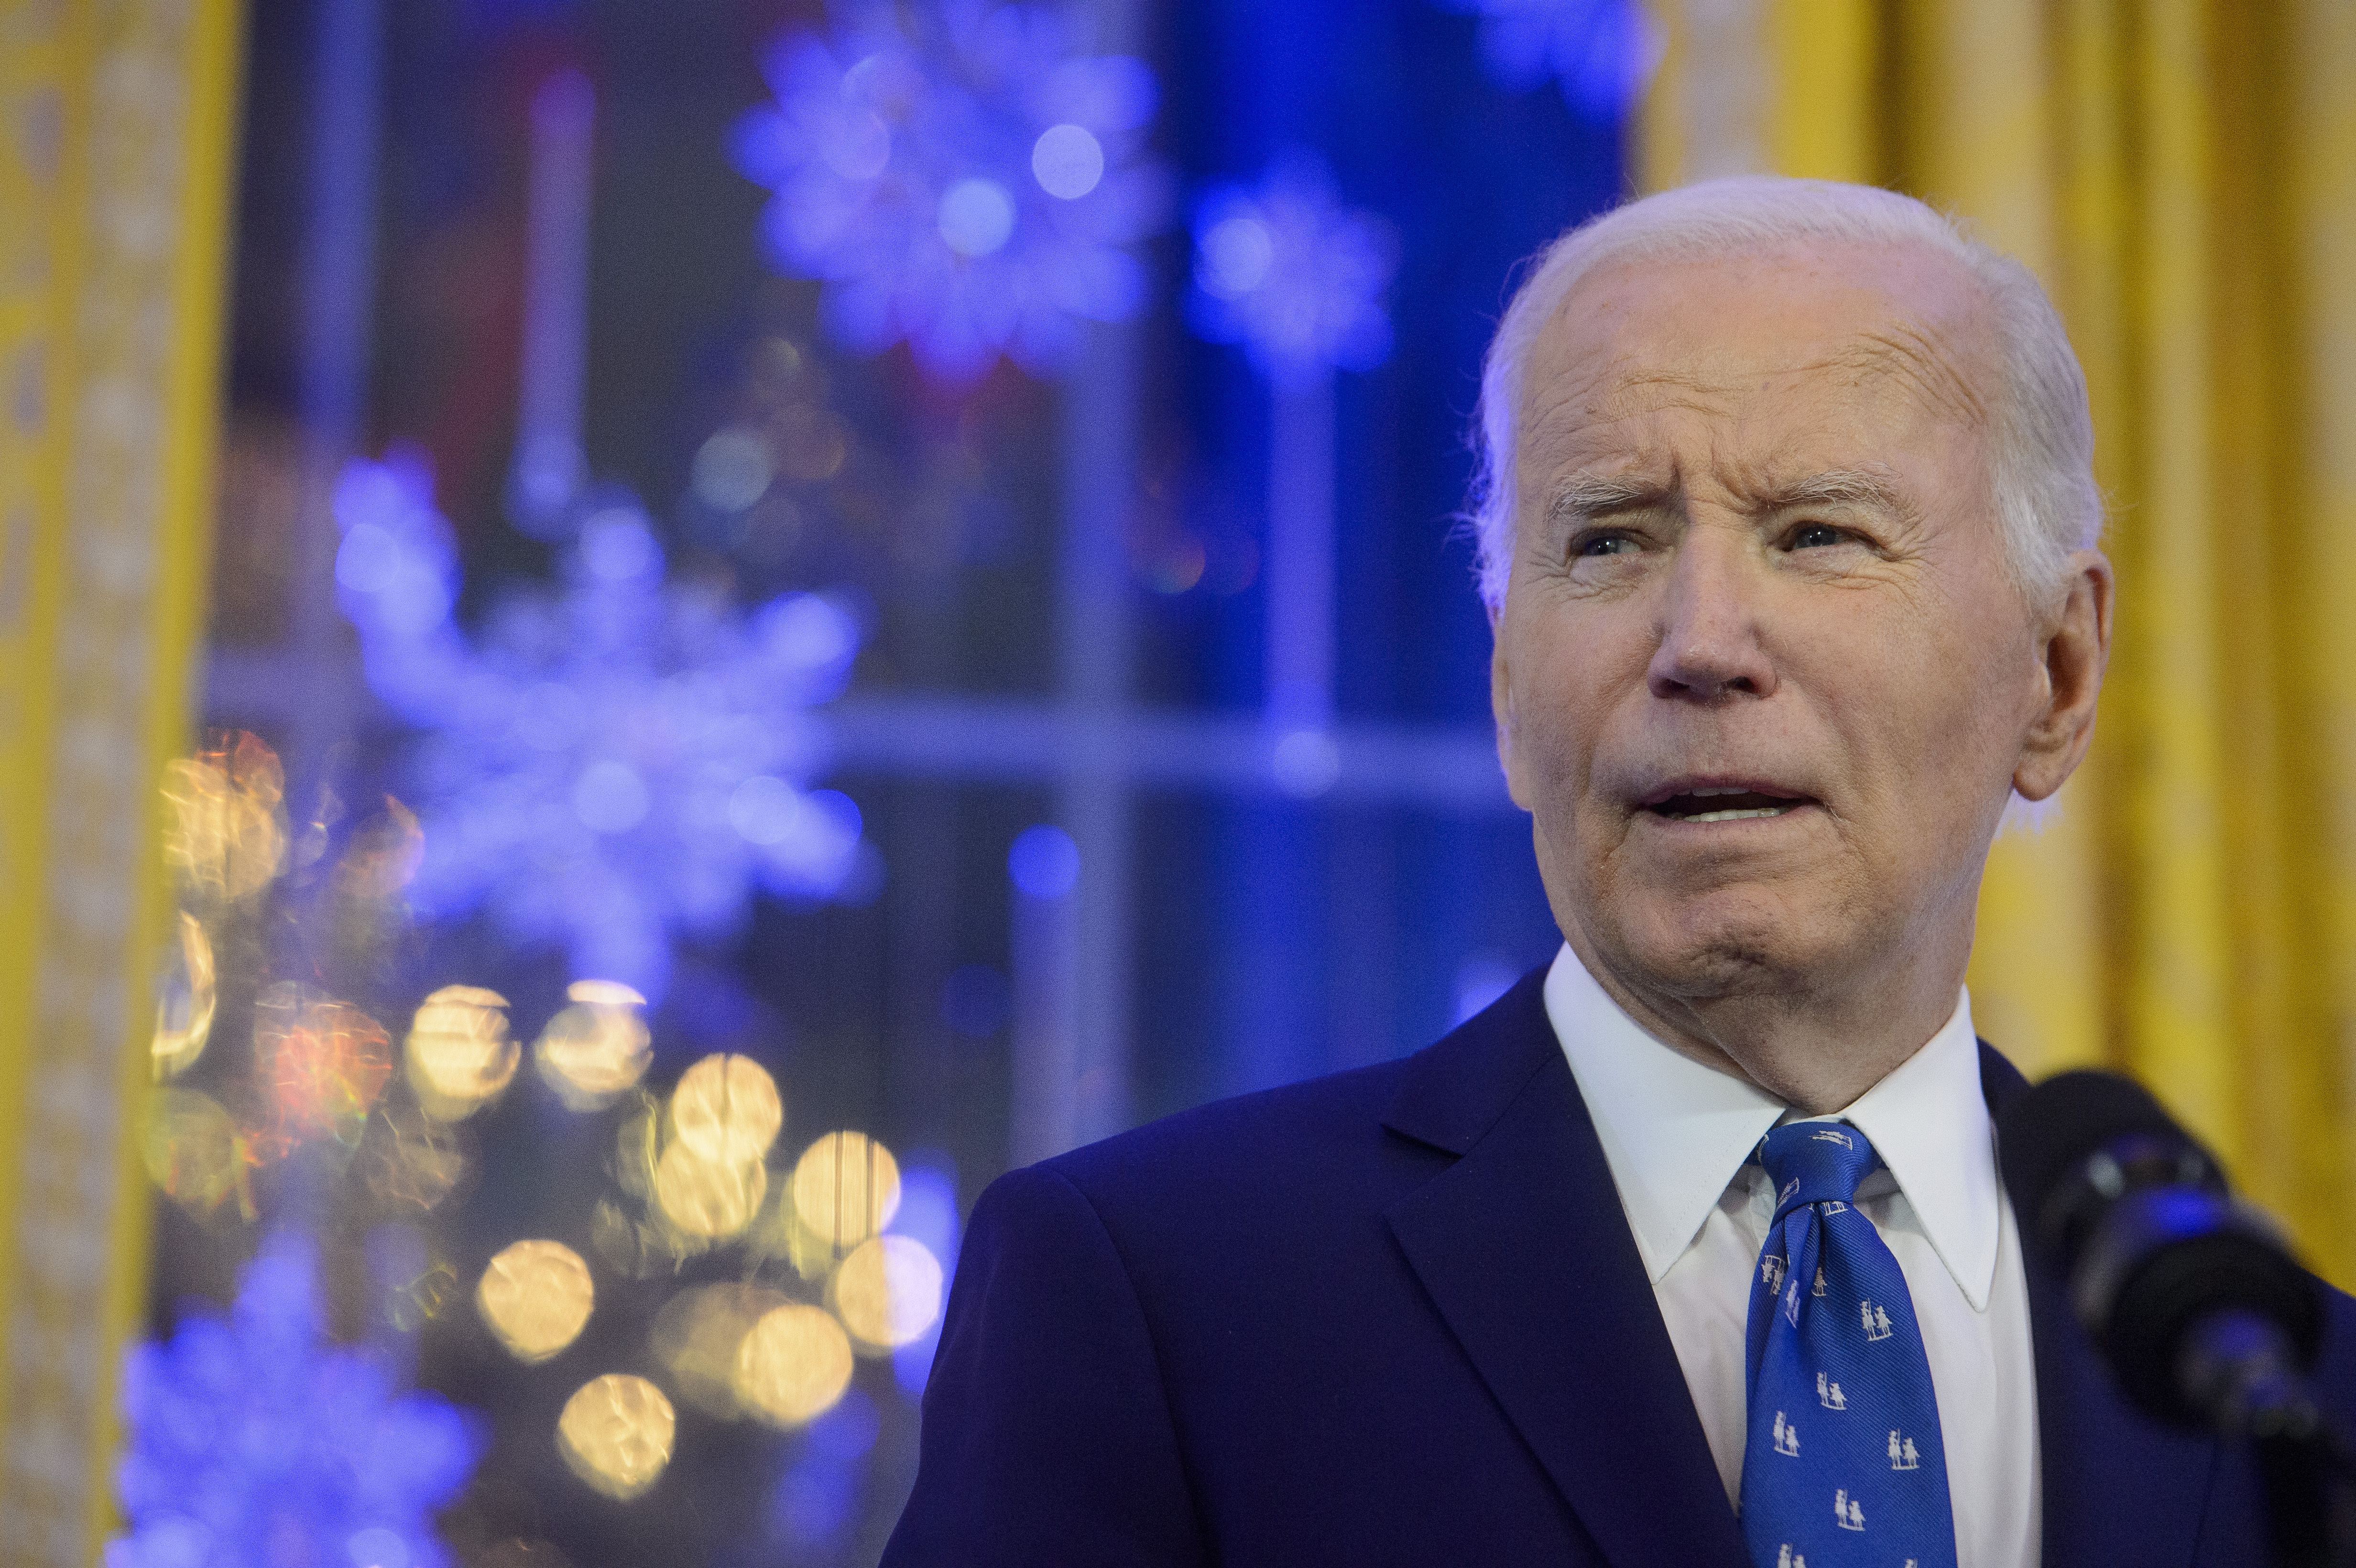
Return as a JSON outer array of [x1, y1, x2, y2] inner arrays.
[[1739, 1122, 1958, 1568]]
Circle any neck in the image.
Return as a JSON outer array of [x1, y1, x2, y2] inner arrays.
[[1561, 918, 1971, 1114]]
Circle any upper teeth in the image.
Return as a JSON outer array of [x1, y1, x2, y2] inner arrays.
[[1685, 806, 1787, 822]]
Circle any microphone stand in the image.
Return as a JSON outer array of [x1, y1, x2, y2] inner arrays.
[[2179, 1307, 2356, 1568], [1999, 1072, 2355, 1565]]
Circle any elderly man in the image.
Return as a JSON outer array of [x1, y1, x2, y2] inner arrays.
[[881, 178, 2356, 1567]]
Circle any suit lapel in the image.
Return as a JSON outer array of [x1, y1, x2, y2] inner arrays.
[[1385, 976, 1748, 1568], [1380, 1011, 2231, 1568], [1977, 1044, 2219, 1567]]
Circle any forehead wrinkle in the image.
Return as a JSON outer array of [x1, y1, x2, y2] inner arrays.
[[1520, 350, 1746, 446], [1517, 289, 1998, 500], [1585, 359, 1751, 426], [1829, 320, 1992, 433]]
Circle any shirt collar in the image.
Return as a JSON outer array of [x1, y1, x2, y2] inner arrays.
[[1542, 943, 2000, 1310]]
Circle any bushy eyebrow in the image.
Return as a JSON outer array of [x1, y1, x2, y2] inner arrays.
[[1543, 465, 1919, 528], [1739, 467, 1914, 517], [1544, 472, 1676, 525]]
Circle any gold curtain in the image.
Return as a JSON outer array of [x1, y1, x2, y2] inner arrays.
[[1641, 0, 2356, 1287], [0, 0, 241, 1558]]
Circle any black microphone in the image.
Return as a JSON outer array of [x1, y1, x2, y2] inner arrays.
[[1996, 1067, 2325, 1436], [1999, 1069, 2352, 1567]]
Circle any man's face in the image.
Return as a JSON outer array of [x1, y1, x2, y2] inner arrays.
[[1494, 241, 2058, 1013]]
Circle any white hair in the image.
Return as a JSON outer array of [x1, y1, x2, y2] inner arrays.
[[1467, 175, 2102, 610]]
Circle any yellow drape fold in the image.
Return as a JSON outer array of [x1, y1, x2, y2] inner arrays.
[[1642, 0, 2356, 1285], [0, 0, 242, 1558]]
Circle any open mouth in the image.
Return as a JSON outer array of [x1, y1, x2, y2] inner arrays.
[[1643, 785, 1814, 824]]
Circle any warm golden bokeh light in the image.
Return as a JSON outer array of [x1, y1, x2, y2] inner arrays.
[[650, 1281, 790, 1418], [336, 795, 425, 900], [611, 1094, 663, 1204], [159, 733, 287, 903], [790, 1131, 901, 1248], [405, 984, 518, 1120], [534, 981, 652, 1111], [388, 1260, 459, 1332], [830, 1234, 946, 1352], [612, 1095, 660, 1200], [669, 1053, 783, 1166], [750, 1193, 845, 1282], [477, 1239, 596, 1363], [142, 1088, 251, 1220], [151, 911, 218, 1079], [653, 1141, 767, 1240], [251, 983, 393, 1157], [732, 1302, 854, 1428], [556, 1373, 675, 1501], [567, 979, 647, 1008], [590, 1196, 688, 1279], [356, 1103, 467, 1212]]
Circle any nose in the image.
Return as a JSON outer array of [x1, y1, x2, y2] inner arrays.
[[1645, 526, 1777, 703]]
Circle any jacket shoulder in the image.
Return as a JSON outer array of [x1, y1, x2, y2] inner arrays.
[[1018, 969, 1560, 1245], [1044, 1054, 1415, 1190]]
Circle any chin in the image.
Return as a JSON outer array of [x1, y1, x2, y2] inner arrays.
[[1605, 888, 1826, 1001]]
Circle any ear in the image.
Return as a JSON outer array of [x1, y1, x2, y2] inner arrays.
[[1490, 603, 1538, 811], [2012, 549, 2114, 801]]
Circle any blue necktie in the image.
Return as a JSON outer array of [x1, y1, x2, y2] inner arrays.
[[1739, 1122, 1958, 1568]]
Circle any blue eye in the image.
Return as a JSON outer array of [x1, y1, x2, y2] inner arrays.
[[1579, 535, 1640, 558], [1790, 523, 1845, 550]]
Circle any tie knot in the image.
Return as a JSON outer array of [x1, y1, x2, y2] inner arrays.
[[1758, 1121, 1878, 1217]]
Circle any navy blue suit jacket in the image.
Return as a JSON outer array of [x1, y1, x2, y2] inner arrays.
[[883, 970, 2356, 1566]]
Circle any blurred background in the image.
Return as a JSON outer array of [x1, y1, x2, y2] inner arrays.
[[4, 0, 2355, 1565]]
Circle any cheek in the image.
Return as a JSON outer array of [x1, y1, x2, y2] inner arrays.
[[1820, 606, 2025, 821], [1506, 618, 1660, 868], [1508, 610, 1639, 764]]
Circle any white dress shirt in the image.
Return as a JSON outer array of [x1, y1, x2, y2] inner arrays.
[[1543, 944, 2041, 1568]]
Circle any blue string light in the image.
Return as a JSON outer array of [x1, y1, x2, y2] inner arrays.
[[1005, 823, 1079, 900], [729, 0, 1167, 383], [1188, 152, 1399, 386], [1432, 0, 1659, 123], [333, 448, 868, 1002], [888, 1158, 962, 1396], [109, 1232, 483, 1568]]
